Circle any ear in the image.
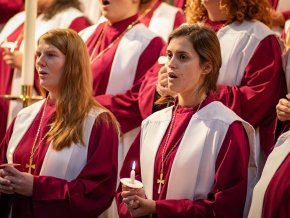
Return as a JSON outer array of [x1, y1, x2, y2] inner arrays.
[[201, 62, 212, 75]]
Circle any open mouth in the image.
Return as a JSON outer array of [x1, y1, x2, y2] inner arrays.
[[38, 70, 48, 76], [102, 0, 110, 5], [168, 72, 177, 79]]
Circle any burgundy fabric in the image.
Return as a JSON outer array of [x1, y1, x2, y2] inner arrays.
[[0, 101, 119, 218]]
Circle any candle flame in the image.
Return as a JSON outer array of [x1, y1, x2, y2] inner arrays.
[[132, 161, 136, 170]]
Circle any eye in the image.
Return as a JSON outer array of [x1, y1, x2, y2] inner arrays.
[[36, 51, 41, 57], [179, 54, 187, 60], [166, 52, 173, 60], [47, 52, 55, 57]]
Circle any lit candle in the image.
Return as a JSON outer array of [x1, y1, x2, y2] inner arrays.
[[21, 0, 37, 85], [130, 161, 136, 184]]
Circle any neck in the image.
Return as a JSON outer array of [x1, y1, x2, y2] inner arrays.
[[204, 4, 228, 22], [108, 13, 137, 25], [139, 0, 158, 14], [48, 92, 58, 102], [178, 92, 207, 108]]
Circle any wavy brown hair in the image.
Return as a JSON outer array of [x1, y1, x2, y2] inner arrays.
[[186, 0, 272, 27], [38, 29, 119, 151], [42, 0, 82, 20], [156, 24, 222, 105]]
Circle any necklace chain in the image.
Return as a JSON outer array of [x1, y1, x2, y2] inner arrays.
[[89, 1, 157, 63], [26, 98, 52, 174], [157, 98, 205, 194]]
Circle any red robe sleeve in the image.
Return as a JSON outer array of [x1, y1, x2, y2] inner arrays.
[[216, 35, 287, 155], [0, 119, 15, 216], [262, 154, 290, 218], [282, 11, 290, 21], [0, 0, 24, 24], [31, 114, 119, 218], [96, 39, 165, 133], [173, 0, 186, 10], [173, 10, 185, 29], [68, 16, 92, 33], [117, 121, 250, 218]]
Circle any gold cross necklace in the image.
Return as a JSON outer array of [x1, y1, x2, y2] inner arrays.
[[157, 99, 205, 194], [26, 98, 52, 174]]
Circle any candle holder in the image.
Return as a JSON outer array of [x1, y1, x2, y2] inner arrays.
[[1, 85, 43, 108], [120, 178, 143, 189]]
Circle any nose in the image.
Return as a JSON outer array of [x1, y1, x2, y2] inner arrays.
[[36, 53, 45, 68], [168, 55, 176, 69]]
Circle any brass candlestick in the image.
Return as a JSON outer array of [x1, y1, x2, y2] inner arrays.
[[1, 85, 43, 108]]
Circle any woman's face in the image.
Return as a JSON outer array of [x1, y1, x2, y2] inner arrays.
[[99, 0, 139, 23], [36, 41, 65, 95], [166, 36, 206, 97]]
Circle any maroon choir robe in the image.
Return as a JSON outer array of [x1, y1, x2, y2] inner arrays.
[[262, 154, 290, 217], [0, 12, 91, 142], [0, 0, 23, 24], [173, 0, 186, 9], [139, 0, 185, 41], [84, 14, 164, 133], [0, 100, 119, 218], [249, 130, 290, 218], [117, 94, 252, 217], [95, 19, 286, 158]]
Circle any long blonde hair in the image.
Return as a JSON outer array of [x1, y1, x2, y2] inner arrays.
[[186, 0, 272, 27], [38, 29, 119, 150]]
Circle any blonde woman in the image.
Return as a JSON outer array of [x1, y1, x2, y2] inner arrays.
[[0, 29, 119, 218], [0, 0, 91, 142]]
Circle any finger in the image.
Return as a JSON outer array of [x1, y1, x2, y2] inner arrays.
[[158, 66, 167, 74], [123, 195, 137, 204], [4, 166, 20, 175], [0, 177, 12, 186], [159, 78, 168, 87], [278, 98, 290, 106], [0, 183, 14, 192]]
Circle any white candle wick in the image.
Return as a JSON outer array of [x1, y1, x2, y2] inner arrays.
[[130, 161, 136, 184]]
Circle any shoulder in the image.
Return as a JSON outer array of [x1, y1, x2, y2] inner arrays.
[[196, 101, 241, 124], [17, 100, 45, 117], [89, 107, 119, 133], [158, 3, 181, 14], [57, 7, 84, 18], [141, 106, 173, 129], [221, 20, 276, 41], [128, 23, 160, 41], [79, 23, 101, 41]]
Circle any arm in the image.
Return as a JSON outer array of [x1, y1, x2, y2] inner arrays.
[[173, 10, 185, 29], [154, 121, 250, 218], [216, 35, 286, 128], [96, 40, 165, 133]]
